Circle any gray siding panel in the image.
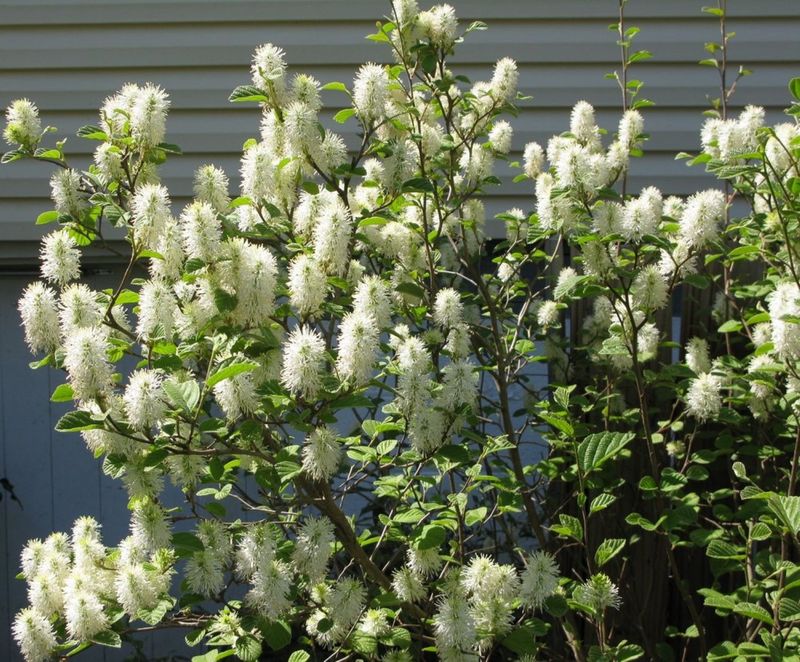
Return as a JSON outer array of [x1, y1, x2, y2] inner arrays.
[[0, 0, 799, 250]]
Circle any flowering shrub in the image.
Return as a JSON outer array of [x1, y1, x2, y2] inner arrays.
[[4, 1, 800, 660]]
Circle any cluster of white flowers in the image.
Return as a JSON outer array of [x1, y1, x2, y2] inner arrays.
[[701, 105, 764, 162], [4, 98, 41, 147], [13, 516, 173, 660]]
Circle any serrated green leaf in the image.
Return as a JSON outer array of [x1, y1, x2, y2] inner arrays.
[[56, 410, 101, 432], [206, 361, 259, 388], [595, 538, 626, 567], [577, 432, 634, 473], [36, 210, 60, 225]]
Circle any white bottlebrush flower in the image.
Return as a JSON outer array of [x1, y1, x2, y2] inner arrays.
[[631, 265, 669, 311], [137, 279, 177, 339], [180, 201, 221, 263], [420, 4, 458, 48], [701, 117, 724, 158], [408, 546, 443, 579], [440, 359, 478, 411], [63, 326, 113, 401], [251, 43, 287, 99], [537, 300, 559, 330], [312, 130, 348, 176], [336, 311, 379, 385], [685, 337, 711, 375], [114, 562, 161, 618], [353, 63, 389, 123], [329, 577, 366, 631], [433, 288, 464, 329], [124, 369, 166, 430], [434, 593, 476, 651], [302, 426, 342, 481], [353, 275, 392, 329], [40, 228, 80, 285], [292, 516, 335, 581], [28, 571, 65, 619], [490, 57, 519, 103], [58, 284, 103, 335], [766, 123, 800, 178], [18, 282, 60, 354], [285, 100, 320, 152], [245, 559, 293, 621], [288, 254, 327, 318], [769, 282, 800, 359], [686, 372, 723, 422], [235, 525, 276, 580], [149, 218, 185, 282], [93, 142, 123, 181], [50, 169, 86, 217], [520, 550, 560, 610], [131, 83, 169, 148], [240, 141, 276, 202], [185, 549, 225, 597], [488, 120, 513, 154], [130, 500, 171, 555], [313, 198, 353, 276], [570, 100, 601, 150], [214, 368, 259, 420], [294, 189, 335, 238], [64, 589, 109, 642], [13, 607, 57, 662], [408, 406, 446, 454], [281, 326, 327, 400], [678, 189, 727, 249], [392, 565, 426, 603], [291, 72, 322, 110], [193, 164, 230, 212], [100, 83, 140, 135], [618, 109, 644, 149], [4, 98, 41, 147], [359, 608, 390, 638], [459, 144, 494, 189], [620, 186, 662, 241], [197, 519, 233, 565], [574, 573, 621, 614], [131, 183, 171, 250], [523, 141, 545, 179], [461, 555, 519, 601], [219, 238, 278, 327]]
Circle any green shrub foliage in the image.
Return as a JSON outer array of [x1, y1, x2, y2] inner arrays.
[[4, 1, 800, 660]]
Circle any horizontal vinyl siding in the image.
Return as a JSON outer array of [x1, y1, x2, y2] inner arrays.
[[0, 1, 798, 250]]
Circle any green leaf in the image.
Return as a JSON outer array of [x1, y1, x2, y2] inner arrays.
[[577, 431, 634, 473], [717, 319, 742, 333], [401, 177, 435, 193], [465, 506, 488, 527], [229, 85, 269, 103], [50, 383, 74, 403], [395, 281, 425, 299], [163, 379, 201, 413], [56, 410, 101, 432], [91, 631, 122, 648], [136, 598, 173, 626], [551, 514, 583, 541], [172, 532, 204, 555], [790, 77, 800, 101], [417, 524, 446, 550], [213, 288, 238, 313], [589, 493, 617, 514], [321, 82, 348, 92], [36, 210, 60, 225], [501, 622, 546, 654], [768, 495, 800, 534], [733, 601, 773, 626], [288, 652, 311, 662], [333, 108, 356, 124], [595, 538, 626, 567], [76, 124, 108, 140], [706, 539, 744, 560], [235, 635, 262, 661], [262, 620, 291, 651], [206, 361, 259, 388]]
